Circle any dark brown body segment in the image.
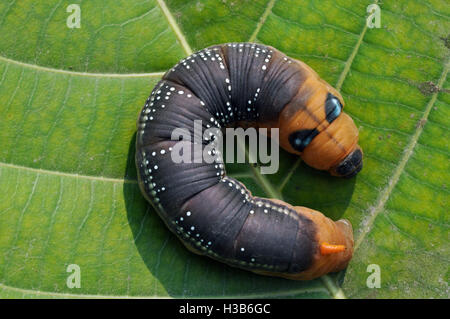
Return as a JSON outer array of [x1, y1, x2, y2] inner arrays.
[[136, 42, 357, 280]]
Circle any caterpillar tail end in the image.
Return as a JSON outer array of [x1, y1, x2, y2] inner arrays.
[[292, 211, 354, 280], [247, 202, 354, 281], [322, 218, 354, 273]]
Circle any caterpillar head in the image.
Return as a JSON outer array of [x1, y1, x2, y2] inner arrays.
[[280, 89, 363, 178]]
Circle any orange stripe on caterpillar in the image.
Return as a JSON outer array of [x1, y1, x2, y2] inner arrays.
[[320, 243, 347, 255]]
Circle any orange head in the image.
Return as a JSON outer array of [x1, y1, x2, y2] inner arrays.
[[279, 82, 363, 178]]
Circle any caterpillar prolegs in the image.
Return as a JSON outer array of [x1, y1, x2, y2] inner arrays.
[[135, 42, 362, 280]]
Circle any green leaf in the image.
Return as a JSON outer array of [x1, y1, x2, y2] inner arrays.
[[0, 0, 448, 298]]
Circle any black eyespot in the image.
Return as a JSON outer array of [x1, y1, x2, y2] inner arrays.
[[288, 129, 319, 152], [325, 93, 342, 123]]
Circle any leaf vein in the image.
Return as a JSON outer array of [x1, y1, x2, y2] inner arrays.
[[354, 58, 449, 251], [156, 0, 193, 55], [249, 0, 277, 42], [0, 55, 165, 78]]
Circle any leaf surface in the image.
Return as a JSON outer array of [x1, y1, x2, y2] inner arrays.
[[0, 0, 448, 298]]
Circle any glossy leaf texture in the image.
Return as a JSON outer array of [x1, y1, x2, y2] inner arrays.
[[0, 0, 448, 298]]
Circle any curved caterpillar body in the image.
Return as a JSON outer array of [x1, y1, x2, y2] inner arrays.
[[136, 42, 362, 280]]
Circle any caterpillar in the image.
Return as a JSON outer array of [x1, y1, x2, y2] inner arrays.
[[135, 42, 362, 280]]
